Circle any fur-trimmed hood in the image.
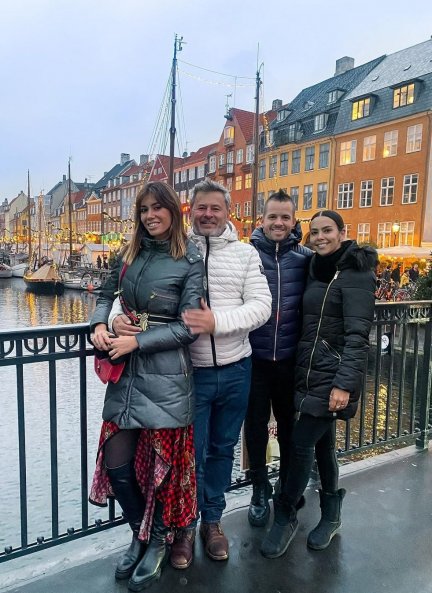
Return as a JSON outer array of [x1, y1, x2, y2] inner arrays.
[[337, 240, 378, 272]]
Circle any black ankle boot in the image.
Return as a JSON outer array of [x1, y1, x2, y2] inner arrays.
[[248, 469, 273, 527], [260, 496, 298, 559], [106, 462, 146, 579], [128, 504, 169, 591], [307, 488, 346, 550]]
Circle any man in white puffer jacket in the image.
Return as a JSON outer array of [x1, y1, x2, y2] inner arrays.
[[170, 179, 271, 569]]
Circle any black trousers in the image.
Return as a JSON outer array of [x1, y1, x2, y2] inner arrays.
[[244, 358, 295, 485], [282, 414, 339, 506]]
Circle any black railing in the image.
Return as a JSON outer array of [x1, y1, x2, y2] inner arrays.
[[1, 301, 431, 562]]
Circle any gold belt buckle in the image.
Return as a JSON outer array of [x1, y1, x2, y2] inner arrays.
[[137, 312, 149, 331]]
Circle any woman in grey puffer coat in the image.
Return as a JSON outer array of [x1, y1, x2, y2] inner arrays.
[[89, 182, 204, 591]]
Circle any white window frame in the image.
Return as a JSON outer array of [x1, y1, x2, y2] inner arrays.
[[360, 180, 373, 208], [317, 182, 327, 208], [399, 221, 415, 246], [246, 145, 254, 164], [383, 130, 398, 157], [340, 140, 357, 165], [303, 184, 313, 210], [402, 174, 418, 204], [357, 222, 370, 243], [406, 124, 422, 153], [244, 201, 251, 217], [209, 155, 217, 173], [235, 175, 242, 191], [363, 135, 376, 161], [236, 149, 244, 164], [245, 173, 252, 189], [380, 177, 395, 206], [377, 222, 392, 248], [337, 182, 354, 209]]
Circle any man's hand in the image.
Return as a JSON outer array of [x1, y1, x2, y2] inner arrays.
[[182, 298, 215, 335], [329, 387, 350, 412], [109, 335, 139, 359], [113, 314, 142, 336]]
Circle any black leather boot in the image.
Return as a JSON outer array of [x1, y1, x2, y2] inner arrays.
[[128, 503, 169, 591], [248, 468, 273, 527], [107, 461, 146, 580], [260, 496, 298, 559], [307, 488, 346, 550]]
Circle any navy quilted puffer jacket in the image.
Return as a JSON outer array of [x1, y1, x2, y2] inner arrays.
[[249, 224, 312, 361]]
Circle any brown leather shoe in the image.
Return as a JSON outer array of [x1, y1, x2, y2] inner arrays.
[[199, 522, 229, 561], [170, 529, 195, 569]]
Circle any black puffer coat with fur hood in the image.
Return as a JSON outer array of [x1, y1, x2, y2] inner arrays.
[[294, 240, 377, 420]]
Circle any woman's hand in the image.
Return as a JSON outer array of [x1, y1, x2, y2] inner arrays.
[[90, 323, 112, 351], [109, 335, 139, 360], [329, 387, 350, 412]]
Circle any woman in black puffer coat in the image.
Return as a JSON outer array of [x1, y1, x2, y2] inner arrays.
[[261, 210, 377, 560]]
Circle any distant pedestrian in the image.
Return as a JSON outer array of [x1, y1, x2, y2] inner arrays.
[[409, 263, 419, 283], [103, 255, 109, 269], [390, 264, 401, 286], [382, 266, 391, 282], [96, 255, 102, 269]]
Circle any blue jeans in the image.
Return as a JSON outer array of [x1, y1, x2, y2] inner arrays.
[[192, 356, 252, 524]]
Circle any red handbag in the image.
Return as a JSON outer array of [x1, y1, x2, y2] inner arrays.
[[94, 350, 126, 384]]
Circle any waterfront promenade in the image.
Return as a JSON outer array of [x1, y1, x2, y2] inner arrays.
[[2, 444, 432, 593]]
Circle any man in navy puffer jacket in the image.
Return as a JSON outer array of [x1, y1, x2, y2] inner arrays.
[[245, 189, 312, 527]]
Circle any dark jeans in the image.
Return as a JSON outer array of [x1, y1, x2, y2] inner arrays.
[[192, 356, 252, 523], [282, 414, 339, 506], [244, 358, 295, 485]]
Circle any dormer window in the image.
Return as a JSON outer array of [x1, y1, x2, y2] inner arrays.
[[351, 97, 371, 120], [328, 89, 344, 104], [277, 109, 289, 122], [314, 113, 328, 132], [393, 83, 415, 108], [224, 126, 235, 146], [288, 123, 296, 142], [303, 100, 314, 111]]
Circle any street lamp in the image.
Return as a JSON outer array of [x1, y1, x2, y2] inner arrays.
[[392, 221, 400, 246]]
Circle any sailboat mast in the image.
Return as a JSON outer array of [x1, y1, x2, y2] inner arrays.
[[251, 68, 262, 231], [168, 34, 183, 187], [27, 169, 32, 258], [38, 193, 42, 264], [68, 159, 73, 268]]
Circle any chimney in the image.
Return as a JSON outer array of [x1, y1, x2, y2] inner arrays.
[[120, 153, 130, 166], [335, 57, 355, 76], [140, 154, 149, 165], [63, 174, 66, 182], [272, 99, 283, 111]]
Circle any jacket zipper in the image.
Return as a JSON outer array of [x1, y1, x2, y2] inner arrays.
[[204, 236, 218, 366], [178, 347, 188, 377], [321, 339, 342, 361], [272, 243, 280, 361], [302, 269, 340, 419]]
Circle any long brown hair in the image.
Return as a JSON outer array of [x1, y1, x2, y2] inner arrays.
[[123, 182, 187, 264]]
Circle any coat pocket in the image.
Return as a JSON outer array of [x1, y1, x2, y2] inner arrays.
[[321, 339, 342, 362], [148, 289, 180, 316]]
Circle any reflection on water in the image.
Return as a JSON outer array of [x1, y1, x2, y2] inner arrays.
[[0, 278, 97, 329]]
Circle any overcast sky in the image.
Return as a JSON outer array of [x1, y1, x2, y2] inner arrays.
[[1, 0, 431, 200]]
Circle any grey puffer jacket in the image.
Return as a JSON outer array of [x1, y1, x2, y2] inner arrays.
[[90, 237, 205, 429]]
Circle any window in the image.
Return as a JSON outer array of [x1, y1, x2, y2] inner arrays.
[[377, 222, 392, 248], [305, 146, 315, 171], [328, 89, 343, 104], [244, 201, 251, 217], [181, 170, 187, 182], [393, 83, 415, 108], [380, 177, 395, 206], [406, 124, 422, 153], [245, 173, 252, 189], [224, 126, 235, 145], [226, 178, 233, 192], [402, 174, 418, 204], [269, 155, 278, 178], [236, 149, 243, 164], [340, 140, 356, 165], [399, 221, 415, 245], [246, 145, 254, 163], [383, 131, 398, 157], [317, 183, 327, 208], [319, 143, 330, 169], [197, 165, 205, 178], [303, 185, 313, 210], [227, 151, 234, 164], [234, 203, 241, 219], [363, 135, 376, 161], [189, 167, 195, 181], [290, 187, 299, 209], [291, 149, 301, 174], [280, 152, 288, 176], [174, 172, 179, 184], [314, 113, 328, 132], [235, 176, 242, 191], [344, 224, 352, 238], [209, 155, 216, 173], [357, 223, 370, 243], [259, 159, 266, 180], [352, 98, 370, 120], [288, 124, 296, 142], [257, 193, 265, 216], [337, 183, 354, 209], [218, 154, 225, 167], [360, 180, 373, 208]]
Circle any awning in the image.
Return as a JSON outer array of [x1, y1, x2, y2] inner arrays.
[[377, 245, 432, 258]]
